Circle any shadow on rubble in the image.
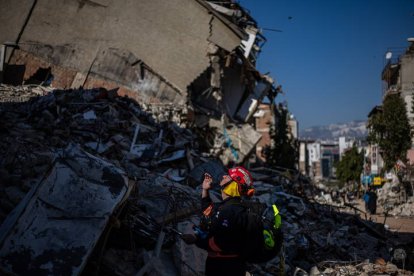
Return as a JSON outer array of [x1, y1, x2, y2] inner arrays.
[[0, 85, 414, 275], [278, 180, 414, 275], [0, 84, 213, 276]]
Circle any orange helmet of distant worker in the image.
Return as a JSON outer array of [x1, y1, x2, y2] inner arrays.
[[228, 166, 255, 197]]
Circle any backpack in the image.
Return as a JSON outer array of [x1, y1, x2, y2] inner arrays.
[[239, 201, 283, 263]]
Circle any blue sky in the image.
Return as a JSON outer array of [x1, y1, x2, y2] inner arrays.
[[239, 0, 414, 129]]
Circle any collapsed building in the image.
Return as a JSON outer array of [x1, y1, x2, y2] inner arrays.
[[0, 1, 281, 274], [0, 85, 413, 275], [1, 1, 413, 276], [0, 0, 278, 166]]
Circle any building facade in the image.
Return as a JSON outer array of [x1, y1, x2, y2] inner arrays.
[[382, 38, 414, 143], [299, 140, 341, 181], [254, 103, 274, 162]]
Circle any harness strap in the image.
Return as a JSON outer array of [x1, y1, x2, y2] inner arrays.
[[203, 199, 244, 259], [208, 237, 222, 252], [208, 237, 239, 258], [208, 252, 239, 258]]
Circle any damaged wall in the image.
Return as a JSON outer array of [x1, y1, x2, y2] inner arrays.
[[0, 0, 33, 47], [0, 0, 278, 165], [0, 0, 243, 94], [255, 103, 274, 162], [8, 49, 183, 105]]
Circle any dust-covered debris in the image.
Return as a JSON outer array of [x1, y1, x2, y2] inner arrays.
[[0, 85, 413, 275]]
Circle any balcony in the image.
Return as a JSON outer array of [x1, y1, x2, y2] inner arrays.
[[383, 84, 400, 97]]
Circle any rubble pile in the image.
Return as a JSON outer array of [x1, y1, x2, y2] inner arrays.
[[377, 182, 404, 207], [103, 165, 410, 275], [376, 182, 414, 217], [248, 188, 395, 274], [303, 259, 412, 276], [0, 85, 413, 275], [0, 84, 198, 224], [388, 198, 414, 217]]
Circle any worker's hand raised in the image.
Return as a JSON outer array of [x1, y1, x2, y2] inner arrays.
[[202, 173, 213, 190]]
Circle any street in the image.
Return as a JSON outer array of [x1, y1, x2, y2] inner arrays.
[[347, 199, 414, 234]]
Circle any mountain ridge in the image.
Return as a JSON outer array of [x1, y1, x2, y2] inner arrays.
[[299, 120, 367, 140]]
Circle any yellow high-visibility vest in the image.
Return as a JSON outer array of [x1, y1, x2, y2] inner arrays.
[[373, 177, 382, 186]]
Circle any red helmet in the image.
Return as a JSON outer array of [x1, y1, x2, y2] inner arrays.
[[228, 166, 254, 196]]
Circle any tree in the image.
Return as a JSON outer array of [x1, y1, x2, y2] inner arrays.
[[335, 146, 364, 188], [367, 94, 411, 171], [263, 105, 297, 170]]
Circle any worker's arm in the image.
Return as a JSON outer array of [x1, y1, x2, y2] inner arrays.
[[202, 173, 212, 198], [201, 173, 213, 210]]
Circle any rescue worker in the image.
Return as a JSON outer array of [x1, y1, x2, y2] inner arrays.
[[182, 166, 255, 276]]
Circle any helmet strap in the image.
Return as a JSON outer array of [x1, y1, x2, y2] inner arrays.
[[239, 183, 254, 197], [220, 179, 234, 190]]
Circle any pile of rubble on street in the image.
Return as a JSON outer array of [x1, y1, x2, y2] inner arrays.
[[376, 181, 414, 217], [388, 199, 414, 217], [0, 85, 413, 275]]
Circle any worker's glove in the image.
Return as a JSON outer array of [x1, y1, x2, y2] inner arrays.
[[181, 234, 197, 245]]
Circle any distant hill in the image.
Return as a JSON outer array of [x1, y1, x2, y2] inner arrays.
[[300, 120, 367, 140]]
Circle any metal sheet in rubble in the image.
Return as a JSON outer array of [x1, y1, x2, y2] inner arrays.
[[0, 144, 129, 276]]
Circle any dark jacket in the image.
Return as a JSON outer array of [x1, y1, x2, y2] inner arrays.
[[196, 195, 248, 257], [195, 195, 248, 276]]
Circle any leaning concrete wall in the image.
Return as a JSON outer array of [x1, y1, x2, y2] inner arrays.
[[0, 0, 242, 94], [0, 0, 33, 51], [0, 0, 263, 165], [8, 48, 183, 105]]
